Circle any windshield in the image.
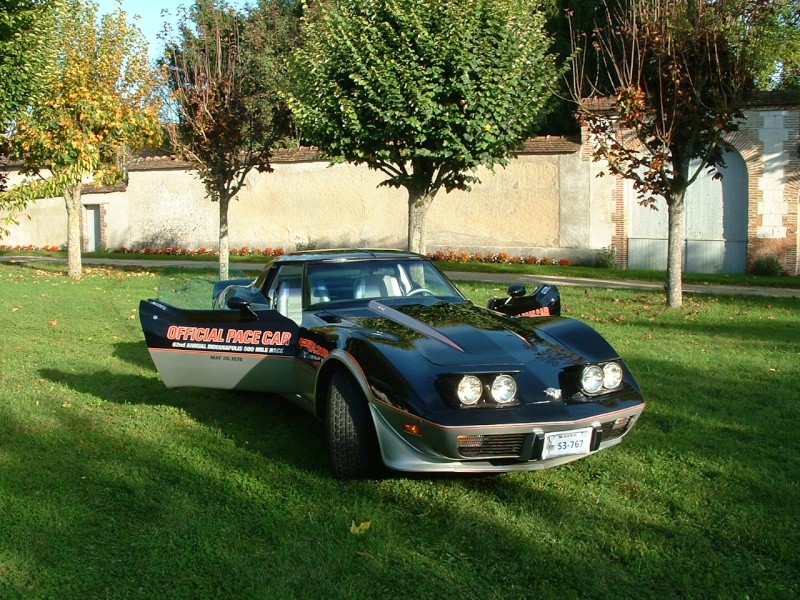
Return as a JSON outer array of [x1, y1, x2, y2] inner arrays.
[[305, 259, 465, 308]]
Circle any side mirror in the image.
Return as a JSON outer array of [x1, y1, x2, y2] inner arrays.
[[486, 283, 561, 317], [507, 284, 526, 298], [227, 297, 258, 320]]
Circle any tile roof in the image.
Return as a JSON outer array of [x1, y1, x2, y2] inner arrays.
[[127, 136, 581, 171]]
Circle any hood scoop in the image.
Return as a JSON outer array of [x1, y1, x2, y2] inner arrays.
[[362, 300, 580, 369], [368, 300, 464, 352]]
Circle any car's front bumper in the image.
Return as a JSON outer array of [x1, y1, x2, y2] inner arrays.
[[370, 402, 645, 473]]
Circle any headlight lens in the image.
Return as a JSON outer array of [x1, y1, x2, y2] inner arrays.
[[603, 362, 623, 389], [457, 375, 483, 405], [491, 375, 517, 404], [581, 365, 604, 395]]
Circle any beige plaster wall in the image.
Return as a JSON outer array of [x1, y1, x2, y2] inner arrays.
[[101, 191, 130, 249], [2, 151, 607, 263], [126, 169, 218, 248], [122, 156, 571, 255], [427, 155, 561, 254], [230, 161, 406, 249], [1, 194, 65, 247]]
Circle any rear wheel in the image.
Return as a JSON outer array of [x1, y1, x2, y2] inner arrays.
[[326, 369, 382, 479]]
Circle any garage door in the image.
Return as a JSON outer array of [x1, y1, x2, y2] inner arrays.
[[626, 149, 748, 274]]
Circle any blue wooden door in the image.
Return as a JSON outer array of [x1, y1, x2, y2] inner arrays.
[[627, 149, 748, 274]]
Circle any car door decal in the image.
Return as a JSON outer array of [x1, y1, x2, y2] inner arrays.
[[140, 299, 300, 391]]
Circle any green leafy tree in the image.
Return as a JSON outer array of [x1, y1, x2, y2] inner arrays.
[[163, 0, 298, 281], [6, 0, 162, 277], [750, 0, 800, 89], [569, 0, 767, 307], [287, 0, 560, 254], [0, 0, 59, 195]]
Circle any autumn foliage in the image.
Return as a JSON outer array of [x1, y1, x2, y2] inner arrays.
[[8, 0, 162, 277], [162, 0, 297, 281], [569, 0, 761, 306]]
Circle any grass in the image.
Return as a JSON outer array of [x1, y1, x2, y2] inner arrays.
[[438, 260, 800, 289], [1, 263, 798, 599]]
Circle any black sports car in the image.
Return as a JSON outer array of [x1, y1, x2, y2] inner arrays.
[[140, 249, 644, 478]]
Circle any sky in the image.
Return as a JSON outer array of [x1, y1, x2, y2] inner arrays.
[[94, 0, 248, 64]]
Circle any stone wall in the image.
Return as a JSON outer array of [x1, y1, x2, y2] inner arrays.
[[3, 107, 798, 275], [3, 139, 603, 263]]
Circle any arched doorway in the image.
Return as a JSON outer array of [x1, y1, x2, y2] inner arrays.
[[626, 149, 749, 274]]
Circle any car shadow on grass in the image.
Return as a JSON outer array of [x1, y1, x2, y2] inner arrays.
[[50, 342, 516, 484], [38, 364, 330, 477], [112, 340, 157, 371]]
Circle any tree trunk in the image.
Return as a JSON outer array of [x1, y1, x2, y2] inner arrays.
[[666, 194, 685, 308], [64, 183, 83, 278], [407, 188, 434, 255], [218, 196, 230, 281], [665, 151, 692, 308]]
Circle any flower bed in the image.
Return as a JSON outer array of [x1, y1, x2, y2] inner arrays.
[[428, 249, 570, 267]]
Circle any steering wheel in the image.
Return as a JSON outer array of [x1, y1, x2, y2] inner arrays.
[[406, 287, 434, 296]]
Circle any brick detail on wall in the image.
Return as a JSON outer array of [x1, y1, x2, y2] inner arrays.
[[99, 203, 107, 250], [728, 108, 799, 275], [611, 176, 627, 268], [80, 203, 108, 253]]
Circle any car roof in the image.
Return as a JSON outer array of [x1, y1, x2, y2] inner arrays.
[[274, 249, 426, 264]]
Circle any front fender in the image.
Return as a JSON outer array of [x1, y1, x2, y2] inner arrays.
[[314, 350, 373, 420], [533, 318, 620, 364], [314, 337, 428, 422]]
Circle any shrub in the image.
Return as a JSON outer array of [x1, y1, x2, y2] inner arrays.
[[593, 246, 617, 269], [751, 254, 784, 277]]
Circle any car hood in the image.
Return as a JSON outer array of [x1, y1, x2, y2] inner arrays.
[[336, 300, 583, 369]]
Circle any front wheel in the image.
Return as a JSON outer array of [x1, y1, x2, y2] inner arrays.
[[326, 369, 383, 479]]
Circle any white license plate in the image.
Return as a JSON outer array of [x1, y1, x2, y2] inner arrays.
[[541, 428, 593, 460]]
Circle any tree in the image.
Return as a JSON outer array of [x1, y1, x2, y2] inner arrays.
[[0, 0, 58, 126], [538, 0, 610, 134], [7, 0, 162, 277], [748, 0, 800, 90], [0, 0, 59, 197], [286, 0, 560, 255], [569, 0, 766, 307], [163, 0, 297, 281]]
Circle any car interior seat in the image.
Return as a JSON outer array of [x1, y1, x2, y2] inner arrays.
[[276, 278, 303, 324], [353, 273, 403, 299], [309, 278, 330, 305]]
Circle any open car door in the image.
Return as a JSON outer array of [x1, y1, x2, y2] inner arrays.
[[139, 299, 300, 393]]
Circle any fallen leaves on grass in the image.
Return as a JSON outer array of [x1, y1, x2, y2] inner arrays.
[[350, 521, 371, 535]]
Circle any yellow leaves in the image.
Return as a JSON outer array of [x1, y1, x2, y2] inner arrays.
[[349, 520, 371, 535], [8, 1, 162, 192]]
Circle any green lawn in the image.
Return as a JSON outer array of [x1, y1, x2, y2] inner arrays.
[[436, 259, 800, 289], [1, 264, 798, 599]]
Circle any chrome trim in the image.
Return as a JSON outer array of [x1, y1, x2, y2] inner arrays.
[[370, 402, 645, 473]]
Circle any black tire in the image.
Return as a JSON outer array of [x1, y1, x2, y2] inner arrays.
[[326, 369, 383, 479]]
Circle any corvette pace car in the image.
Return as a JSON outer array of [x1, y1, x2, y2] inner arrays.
[[140, 249, 644, 479]]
